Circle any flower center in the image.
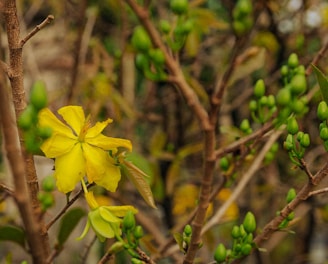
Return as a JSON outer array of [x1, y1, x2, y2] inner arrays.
[[78, 115, 91, 142]]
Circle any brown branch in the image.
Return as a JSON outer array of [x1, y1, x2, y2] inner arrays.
[[20, 15, 54, 47], [209, 37, 247, 126], [124, 0, 211, 131], [0, 69, 46, 264], [2, 0, 50, 258], [254, 162, 328, 244], [0, 183, 14, 196], [308, 187, 328, 197], [299, 158, 314, 181], [215, 120, 274, 159]]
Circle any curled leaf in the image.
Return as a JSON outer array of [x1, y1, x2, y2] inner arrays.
[[121, 159, 156, 209]]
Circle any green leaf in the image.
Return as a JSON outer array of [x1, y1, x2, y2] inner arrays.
[[312, 64, 328, 103], [173, 232, 186, 253], [57, 208, 86, 246], [121, 159, 156, 209], [0, 225, 26, 249]]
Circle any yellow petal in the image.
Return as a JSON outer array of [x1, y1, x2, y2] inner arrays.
[[104, 206, 138, 217], [85, 191, 99, 210], [41, 134, 76, 158], [86, 119, 113, 138], [54, 143, 85, 193], [99, 207, 121, 223], [76, 218, 91, 241], [83, 144, 121, 192], [58, 106, 85, 136], [86, 134, 132, 151], [89, 209, 115, 239], [38, 108, 75, 138]]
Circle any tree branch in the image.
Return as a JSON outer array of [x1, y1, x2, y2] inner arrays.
[[0, 69, 46, 264], [20, 14, 54, 47]]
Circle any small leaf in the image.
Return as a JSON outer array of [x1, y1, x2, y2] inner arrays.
[[57, 208, 86, 246], [173, 232, 185, 253], [312, 64, 328, 103], [121, 160, 157, 208], [0, 225, 26, 249]]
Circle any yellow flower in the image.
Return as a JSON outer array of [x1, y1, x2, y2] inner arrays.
[[78, 192, 138, 242], [38, 106, 132, 193]]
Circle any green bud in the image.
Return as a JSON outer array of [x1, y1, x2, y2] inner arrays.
[[131, 26, 152, 52], [234, 243, 242, 252], [286, 188, 296, 203], [287, 117, 299, 135], [42, 175, 56, 192], [38, 192, 55, 211], [240, 119, 251, 132], [241, 243, 252, 256], [123, 211, 136, 231], [276, 88, 291, 106], [170, 0, 188, 15], [239, 224, 246, 237], [267, 95, 276, 108], [181, 20, 193, 34], [244, 233, 253, 244], [290, 74, 307, 95], [243, 212, 256, 233], [317, 101, 328, 121], [183, 224, 192, 236], [231, 225, 240, 239], [237, 0, 252, 15], [135, 53, 150, 70], [254, 79, 265, 98], [133, 225, 144, 239], [320, 127, 328, 140], [214, 243, 227, 263], [30, 80, 48, 110], [281, 65, 289, 76], [300, 133, 310, 148], [148, 49, 165, 65], [249, 100, 257, 111], [38, 126, 52, 139], [259, 96, 268, 106], [287, 211, 295, 221], [160, 20, 171, 34], [296, 131, 304, 142], [18, 105, 37, 130], [219, 157, 230, 171], [291, 100, 305, 114], [287, 53, 299, 68], [283, 141, 293, 151], [107, 241, 124, 254]]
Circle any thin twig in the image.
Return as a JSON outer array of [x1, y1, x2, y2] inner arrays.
[[215, 120, 274, 159], [46, 186, 87, 230], [20, 15, 54, 47], [136, 247, 156, 264], [299, 158, 314, 181], [81, 236, 97, 264], [307, 187, 328, 198], [202, 127, 284, 234], [0, 183, 14, 196]]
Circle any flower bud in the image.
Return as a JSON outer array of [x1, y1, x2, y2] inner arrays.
[[243, 212, 256, 233], [214, 243, 226, 263]]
